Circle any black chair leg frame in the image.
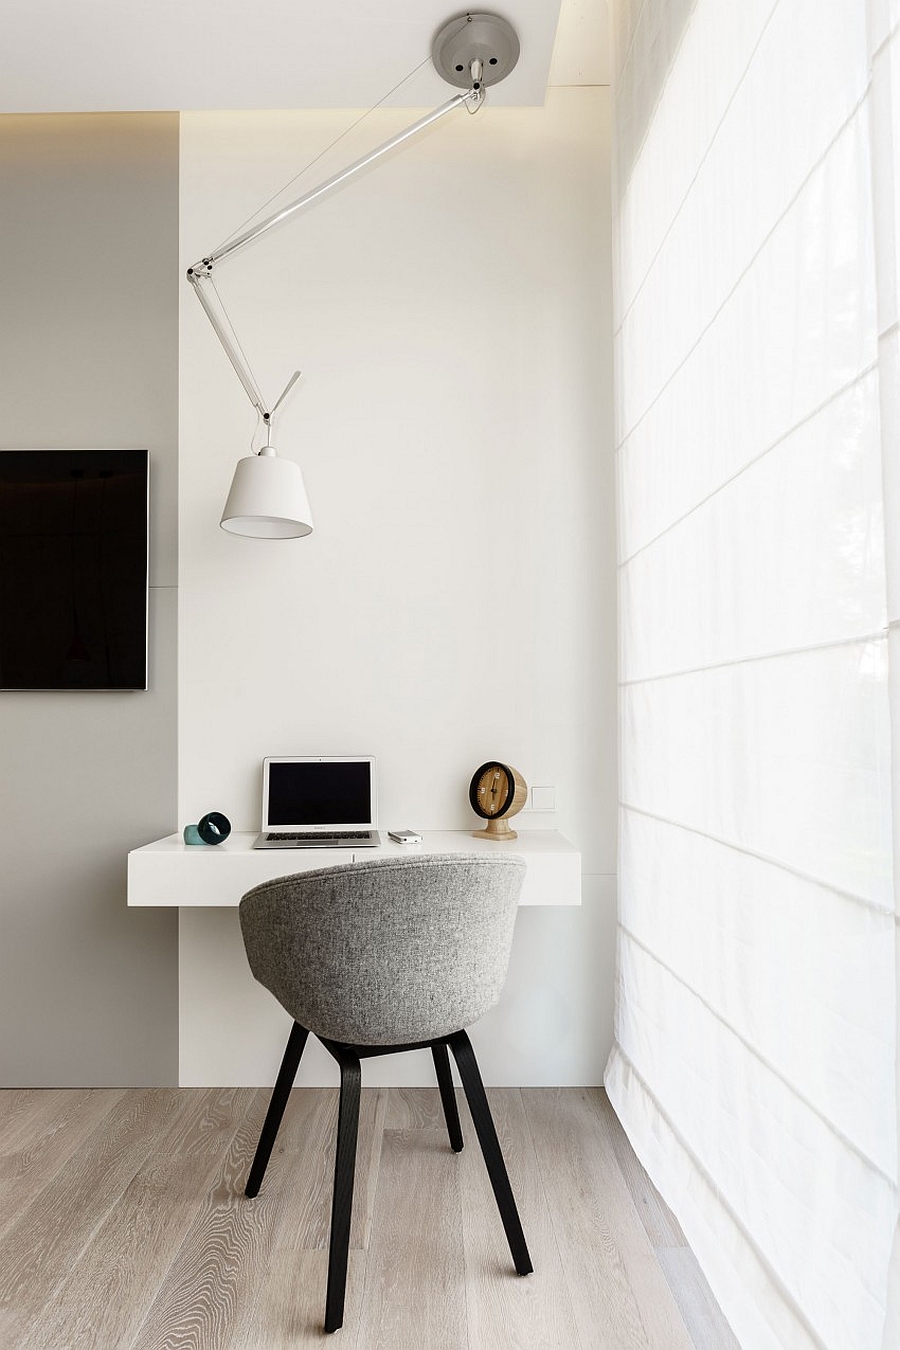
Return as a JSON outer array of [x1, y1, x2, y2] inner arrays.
[[245, 1020, 532, 1334], [445, 1029, 533, 1278], [324, 1041, 362, 1333], [245, 1020, 308, 1199], [432, 1040, 464, 1152]]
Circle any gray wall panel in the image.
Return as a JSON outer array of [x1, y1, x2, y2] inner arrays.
[[0, 113, 178, 1085]]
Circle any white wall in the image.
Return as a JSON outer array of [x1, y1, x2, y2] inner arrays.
[[0, 114, 180, 1086], [177, 87, 615, 1086]]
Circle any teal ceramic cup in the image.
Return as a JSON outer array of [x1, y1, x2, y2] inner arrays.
[[183, 812, 232, 846]]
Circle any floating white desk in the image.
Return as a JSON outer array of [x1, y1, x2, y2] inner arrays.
[[128, 829, 581, 908], [129, 829, 581, 1086]]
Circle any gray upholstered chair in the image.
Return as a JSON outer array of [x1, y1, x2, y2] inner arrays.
[[239, 853, 532, 1333]]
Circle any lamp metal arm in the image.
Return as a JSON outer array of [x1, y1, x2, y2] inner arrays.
[[188, 87, 479, 278], [186, 83, 482, 422], [187, 267, 269, 416]]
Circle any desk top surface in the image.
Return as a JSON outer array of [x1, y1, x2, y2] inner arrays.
[[131, 829, 578, 858], [128, 829, 581, 907]]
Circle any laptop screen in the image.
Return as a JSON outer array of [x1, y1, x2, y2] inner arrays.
[[264, 758, 375, 829]]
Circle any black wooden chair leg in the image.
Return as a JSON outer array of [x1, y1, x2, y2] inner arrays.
[[324, 1044, 362, 1333], [431, 1041, 464, 1152], [448, 1030, 533, 1276], [246, 1021, 309, 1198]]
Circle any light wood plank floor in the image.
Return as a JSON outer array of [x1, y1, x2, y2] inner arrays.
[[0, 1086, 739, 1349]]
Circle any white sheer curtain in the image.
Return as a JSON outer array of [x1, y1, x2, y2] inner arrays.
[[873, 5, 900, 1343], [606, 2, 900, 1347]]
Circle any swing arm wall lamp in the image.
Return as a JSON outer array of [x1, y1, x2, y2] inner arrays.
[[186, 11, 520, 539]]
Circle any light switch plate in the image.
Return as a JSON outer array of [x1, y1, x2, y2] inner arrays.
[[531, 785, 556, 812]]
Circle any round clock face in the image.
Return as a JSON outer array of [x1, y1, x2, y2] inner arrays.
[[469, 762, 515, 819]]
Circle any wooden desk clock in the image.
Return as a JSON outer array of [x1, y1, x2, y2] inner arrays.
[[469, 761, 528, 840]]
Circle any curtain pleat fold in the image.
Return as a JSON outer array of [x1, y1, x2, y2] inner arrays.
[[609, 2, 900, 1345]]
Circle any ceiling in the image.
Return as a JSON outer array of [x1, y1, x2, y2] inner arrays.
[[0, 1, 605, 114]]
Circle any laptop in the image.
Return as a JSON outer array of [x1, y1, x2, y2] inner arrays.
[[253, 755, 380, 849]]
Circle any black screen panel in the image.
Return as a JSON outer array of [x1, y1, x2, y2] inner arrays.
[[0, 450, 149, 690], [267, 761, 372, 826]]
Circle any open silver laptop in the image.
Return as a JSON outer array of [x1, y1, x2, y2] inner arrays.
[[253, 755, 380, 849]]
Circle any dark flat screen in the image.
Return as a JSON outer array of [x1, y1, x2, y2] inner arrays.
[[267, 761, 372, 826], [0, 449, 149, 690]]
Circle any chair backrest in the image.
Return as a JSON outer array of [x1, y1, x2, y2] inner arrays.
[[239, 853, 526, 1045]]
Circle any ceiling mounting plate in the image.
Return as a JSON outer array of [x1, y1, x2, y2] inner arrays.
[[432, 12, 521, 89]]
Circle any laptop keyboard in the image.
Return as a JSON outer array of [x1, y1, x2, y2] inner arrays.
[[267, 831, 372, 841]]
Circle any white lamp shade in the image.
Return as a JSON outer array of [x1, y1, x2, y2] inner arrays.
[[220, 449, 313, 539]]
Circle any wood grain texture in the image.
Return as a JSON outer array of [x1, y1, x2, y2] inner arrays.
[[657, 1247, 742, 1350], [129, 1092, 279, 1350], [51, 1090, 261, 1350], [0, 1086, 737, 1350], [0, 1088, 124, 1242], [346, 1085, 387, 1251], [458, 1086, 583, 1350], [593, 1089, 687, 1249], [522, 1088, 697, 1350], [352, 1129, 468, 1350], [17, 1150, 226, 1350], [0, 1089, 189, 1346], [254, 1086, 339, 1252], [385, 1084, 449, 1131], [0, 1088, 39, 1127], [155, 1087, 259, 1157], [238, 1086, 386, 1343], [238, 1249, 368, 1348]]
